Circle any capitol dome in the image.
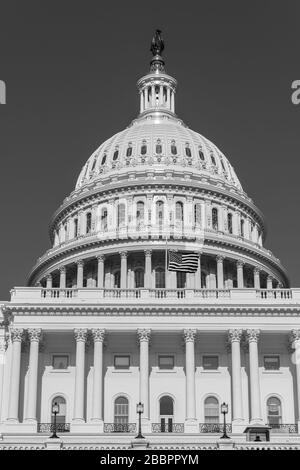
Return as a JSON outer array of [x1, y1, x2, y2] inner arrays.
[[28, 31, 289, 290]]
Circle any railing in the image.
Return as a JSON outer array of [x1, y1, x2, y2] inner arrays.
[[37, 422, 70, 433], [257, 289, 293, 300], [199, 423, 232, 433], [151, 423, 185, 433], [103, 289, 141, 298], [194, 289, 231, 298], [103, 423, 137, 433], [41, 288, 77, 299], [269, 423, 298, 433], [149, 289, 186, 299]]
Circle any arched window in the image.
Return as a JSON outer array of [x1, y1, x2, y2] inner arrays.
[[136, 201, 145, 228], [175, 201, 184, 222], [51, 396, 66, 424], [156, 140, 162, 154], [194, 203, 201, 226], [126, 145, 132, 157], [156, 201, 164, 228], [171, 141, 177, 155], [227, 213, 233, 234], [141, 142, 147, 155], [159, 396, 174, 432], [199, 149, 205, 161], [113, 149, 119, 161], [210, 154, 217, 166], [101, 207, 108, 232], [101, 154, 107, 165], [185, 146, 192, 157], [86, 212, 92, 234], [204, 396, 219, 423], [91, 157, 97, 171], [135, 268, 144, 288], [155, 267, 165, 288], [240, 219, 245, 237], [74, 218, 78, 238], [117, 203, 126, 227], [212, 208, 218, 230], [267, 397, 282, 427], [114, 396, 129, 424], [114, 271, 120, 289]]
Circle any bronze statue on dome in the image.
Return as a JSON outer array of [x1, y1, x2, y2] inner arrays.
[[150, 29, 164, 56]]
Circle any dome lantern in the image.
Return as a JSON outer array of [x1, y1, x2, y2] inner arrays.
[[137, 29, 177, 116]]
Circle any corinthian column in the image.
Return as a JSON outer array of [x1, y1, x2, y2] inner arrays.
[[91, 329, 105, 422], [137, 329, 151, 424], [246, 329, 263, 424], [290, 330, 300, 427], [228, 329, 244, 426], [73, 329, 87, 423], [144, 250, 152, 288], [8, 328, 24, 422], [120, 251, 128, 289], [216, 256, 224, 289], [97, 255, 105, 288], [25, 329, 42, 422], [237, 261, 244, 288], [183, 329, 197, 432]]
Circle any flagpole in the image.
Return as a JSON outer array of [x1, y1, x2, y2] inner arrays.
[[165, 233, 168, 289]]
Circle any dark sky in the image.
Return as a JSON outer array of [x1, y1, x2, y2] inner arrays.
[[0, 0, 299, 299]]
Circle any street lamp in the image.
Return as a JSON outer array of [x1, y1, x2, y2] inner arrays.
[[50, 401, 60, 439], [135, 402, 145, 439], [220, 402, 230, 439]]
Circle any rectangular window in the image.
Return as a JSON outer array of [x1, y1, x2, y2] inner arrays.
[[264, 356, 280, 370], [52, 355, 69, 370], [158, 355, 174, 370], [114, 355, 130, 369], [203, 355, 219, 370]]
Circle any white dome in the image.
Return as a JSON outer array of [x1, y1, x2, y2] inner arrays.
[[75, 117, 243, 193]]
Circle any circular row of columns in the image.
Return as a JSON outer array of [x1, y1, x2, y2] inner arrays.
[[44, 252, 278, 290], [6, 328, 300, 427]]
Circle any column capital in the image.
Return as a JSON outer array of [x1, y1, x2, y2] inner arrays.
[[28, 328, 42, 343], [74, 328, 88, 342], [11, 328, 24, 343], [137, 328, 151, 342], [91, 328, 105, 342], [228, 329, 243, 343], [267, 274, 274, 281], [120, 251, 128, 259], [216, 255, 225, 263], [253, 266, 260, 275], [59, 266, 66, 274], [290, 329, 300, 348], [246, 329, 260, 343], [183, 329, 197, 343], [76, 259, 84, 267], [236, 260, 245, 268], [46, 273, 52, 280], [96, 254, 105, 262], [144, 249, 152, 257]]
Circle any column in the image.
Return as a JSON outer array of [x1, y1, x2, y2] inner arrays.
[[0, 331, 6, 423], [228, 329, 244, 424], [120, 251, 128, 289], [144, 250, 152, 288], [267, 275, 273, 290], [140, 91, 143, 112], [195, 253, 202, 289], [59, 266, 66, 289], [290, 330, 300, 426], [8, 328, 24, 421], [254, 267, 261, 289], [46, 274, 52, 289], [216, 256, 224, 289], [237, 261, 244, 288], [246, 329, 263, 424], [25, 329, 42, 421], [159, 85, 163, 106], [77, 260, 84, 288], [171, 91, 175, 113], [137, 329, 151, 423], [91, 329, 105, 422], [151, 83, 155, 107], [183, 329, 197, 430], [73, 329, 87, 423], [97, 255, 105, 288], [166, 87, 171, 108]]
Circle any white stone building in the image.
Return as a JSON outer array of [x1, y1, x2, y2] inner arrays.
[[0, 32, 300, 450]]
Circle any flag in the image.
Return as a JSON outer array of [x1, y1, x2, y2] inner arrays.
[[168, 251, 199, 273]]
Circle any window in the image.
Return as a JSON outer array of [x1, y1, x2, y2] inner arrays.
[[114, 271, 120, 288], [113, 149, 119, 161], [136, 201, 144, 227], [101, 154, 107, 165], [177, 271, 186, 288], [240, 219, 245, 237], [117, 203, 126, 227], [141, 142, 147, 155], [134, 268, 144, 288], [158, 355, 174, 370], [204, 396, 219, 423], [264, 356, 280, 370], [194, 203, 201, 226], [126, 146, 132, 157], [156, 140, 162, 154], [114, 355, 130, 369], [156, 201, 164, 227], [91, 157, 97, 171], [185, 146, 192, 157], [159, 396, 174, 432], [171, 142, 177, 155], [155, 267, 165, 288], [114, 397, 129, 424], [74, 218, 78, 238], [227, 213, 233, 234], [212, 208, 218, 230], [210, 154, 216, 166], [199, 150, 205, 161], [267, 397, 282, 426], [175, 201, 184, 222], [52, 355, 69, 370], [86, 212, 92, 234], [220, 159, 226, 171], [101, 208, 108, 231], [203, 356, 219, 370], [51, 396, 67, 424]]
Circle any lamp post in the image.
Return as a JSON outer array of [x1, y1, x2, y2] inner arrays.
[[136, 402, 145, 439], [220, 402, 229, 439], [50, 401, 60, 439]]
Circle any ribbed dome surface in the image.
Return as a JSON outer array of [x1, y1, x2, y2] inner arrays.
[[75, 117, 243, 193]]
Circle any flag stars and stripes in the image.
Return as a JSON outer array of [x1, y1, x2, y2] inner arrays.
[[168, 252, 199, 273]]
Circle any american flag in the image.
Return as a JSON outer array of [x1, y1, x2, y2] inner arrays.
[[168, 251, 199, 273]]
